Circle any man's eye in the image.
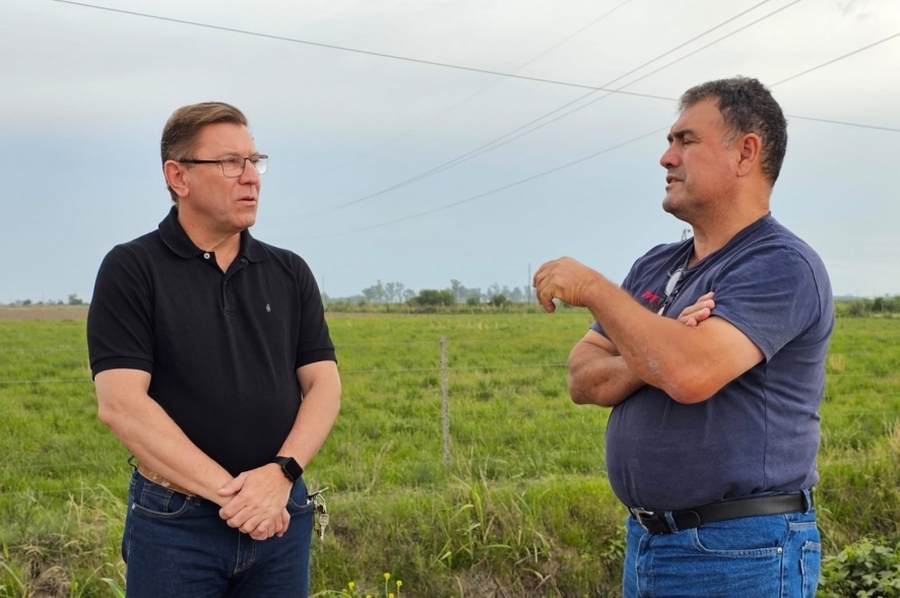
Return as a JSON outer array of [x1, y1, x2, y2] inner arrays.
[[224, 157, 244, 166]]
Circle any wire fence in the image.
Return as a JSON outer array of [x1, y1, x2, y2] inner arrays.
[[2, 336, 899, 503]]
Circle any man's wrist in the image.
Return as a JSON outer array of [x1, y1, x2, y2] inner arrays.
[[582, 275, 609, 308], [272, 456, 303, 483]]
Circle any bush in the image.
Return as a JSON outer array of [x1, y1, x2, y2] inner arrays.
[[489, 294, 508, 307], [409, 290, 456, 307], [819, 538, 900, 597]]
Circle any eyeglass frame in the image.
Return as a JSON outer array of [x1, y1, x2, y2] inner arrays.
[[657, 268, 684, 316], [178, 154, 268, 178]]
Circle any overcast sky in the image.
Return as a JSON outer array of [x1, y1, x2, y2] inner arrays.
[[2, 0, 898, 302]]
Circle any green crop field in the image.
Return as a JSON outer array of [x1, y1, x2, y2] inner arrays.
[[1, 310, 899, 597]]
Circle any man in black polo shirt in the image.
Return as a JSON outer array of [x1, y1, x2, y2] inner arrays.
[[87, 102, 340, 597]]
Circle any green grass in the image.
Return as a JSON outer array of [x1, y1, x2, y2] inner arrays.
[[1, 312, 899, 597]]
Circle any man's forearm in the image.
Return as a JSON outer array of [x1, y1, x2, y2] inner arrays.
[[279, 373, 341, 468], [568, 341, 645, 407], [95, 371, 233, 504]]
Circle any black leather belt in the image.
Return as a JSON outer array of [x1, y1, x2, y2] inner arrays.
[[630, 491, 811, 534]]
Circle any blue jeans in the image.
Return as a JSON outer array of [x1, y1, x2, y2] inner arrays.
[[622, 492, 821, 598], [122, 470, 316, 598]]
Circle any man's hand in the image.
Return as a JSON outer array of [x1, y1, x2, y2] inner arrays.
[[218, 465, 292, 541], [677, 292, 715, 327], [533, 257, 603, 313]]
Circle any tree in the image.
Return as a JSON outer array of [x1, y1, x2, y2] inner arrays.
[[410, 289, 456, 307], [384, 282, 405, 303], [361, 280, 387, 303], [509, 287, 526, 303], [489, 294, 508, 307], [449, 279, 467, 302]]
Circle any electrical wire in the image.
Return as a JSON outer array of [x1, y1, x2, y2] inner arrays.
[[276, 0, 787, 223], [306, 126, 667, 240], [49, 0, 667, 98], [770, 31, 900, 87], [317, 0, 638, 175], [305, 28, 900, 239]]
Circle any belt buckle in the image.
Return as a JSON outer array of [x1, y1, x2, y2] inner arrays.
[[632, 508, 670, 534]]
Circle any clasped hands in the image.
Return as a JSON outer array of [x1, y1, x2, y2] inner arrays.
[[217, 464, 293, 541]]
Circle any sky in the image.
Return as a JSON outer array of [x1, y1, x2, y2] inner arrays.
[[1, 0, 898, 303]]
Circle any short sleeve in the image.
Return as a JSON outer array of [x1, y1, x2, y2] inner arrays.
[[292, 256, 336, 369], [86, 246, 155, 377], [709, 245, 825, 361]]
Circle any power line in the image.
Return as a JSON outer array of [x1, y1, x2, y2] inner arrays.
[[770, 31, 900, 87], [53, 0, 898, 216], [785, 115, 900, 134], [49, 0, 667, 100], [281, 0, 787, 223], [306, 26, 900, 239], [316, 0, 638, 176], [50, 0, 900, 232], [306, 126, 667, 240]]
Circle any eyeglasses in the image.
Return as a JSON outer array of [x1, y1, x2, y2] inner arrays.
[[657, 268, 684, 315], [179, 154, 268, 177]]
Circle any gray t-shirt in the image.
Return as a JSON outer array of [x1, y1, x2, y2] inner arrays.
[[592, 214, 833, 511]]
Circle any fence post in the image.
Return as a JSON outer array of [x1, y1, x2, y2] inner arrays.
[[441, 336, 450, 468]]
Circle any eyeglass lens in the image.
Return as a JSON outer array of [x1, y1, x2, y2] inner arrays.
[[222, 156, 268, 177]]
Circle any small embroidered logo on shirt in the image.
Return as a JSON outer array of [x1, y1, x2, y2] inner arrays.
[[642, 290, 659, 304], [266, 303, 271, 312]]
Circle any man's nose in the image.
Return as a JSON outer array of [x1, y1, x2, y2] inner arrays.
[[660, 146, 680, 169], [240, 159, 261, 184]]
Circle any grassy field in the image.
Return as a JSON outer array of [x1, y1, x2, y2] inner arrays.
[[1, 309, 899, 596]]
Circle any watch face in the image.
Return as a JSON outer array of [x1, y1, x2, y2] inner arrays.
[[277, 456, 303, 482]]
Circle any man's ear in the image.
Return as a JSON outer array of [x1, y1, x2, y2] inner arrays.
[[163, 160, 190, 199], [735, 133, 762, 177]]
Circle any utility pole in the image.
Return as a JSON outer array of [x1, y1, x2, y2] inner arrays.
[[527, 263, 532, 302]]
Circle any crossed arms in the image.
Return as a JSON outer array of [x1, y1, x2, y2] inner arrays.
[[533, 257, 764, 406]]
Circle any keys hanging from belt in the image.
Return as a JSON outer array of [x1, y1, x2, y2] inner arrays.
[[309, 488, 329, 541]]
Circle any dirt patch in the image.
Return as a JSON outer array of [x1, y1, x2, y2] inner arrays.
[[0, 306, 89, 321]]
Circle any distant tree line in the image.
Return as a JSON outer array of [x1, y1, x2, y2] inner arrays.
[[5, 293, 85, 307], [836, 296, 900, 317], [325, 279, 534, 309]]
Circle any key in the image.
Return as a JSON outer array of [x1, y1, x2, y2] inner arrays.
[[310, 489, 329, 541]]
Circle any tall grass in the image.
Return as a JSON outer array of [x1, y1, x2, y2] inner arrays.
[[1, 313, 899, 596]]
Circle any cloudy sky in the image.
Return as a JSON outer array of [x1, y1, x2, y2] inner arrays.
[[2, 0, 898, 303]]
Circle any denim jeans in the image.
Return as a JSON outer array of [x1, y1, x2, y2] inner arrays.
[[622, 492, 820, 598], [122, 470, 316, 598]]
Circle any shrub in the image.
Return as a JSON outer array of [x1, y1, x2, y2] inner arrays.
[[819, 538, 900, 597]]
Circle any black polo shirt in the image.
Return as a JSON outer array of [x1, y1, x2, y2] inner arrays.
[[87, 207, 336, 476]]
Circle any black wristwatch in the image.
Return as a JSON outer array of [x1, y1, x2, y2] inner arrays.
[[272, 456, 303, 483]]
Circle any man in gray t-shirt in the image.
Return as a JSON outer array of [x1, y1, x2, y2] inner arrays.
[[533, 77, 833, 598]]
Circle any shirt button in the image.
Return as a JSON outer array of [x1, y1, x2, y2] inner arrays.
[[203, 252, 211, 259]]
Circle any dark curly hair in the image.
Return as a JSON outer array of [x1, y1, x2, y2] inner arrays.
[[679, 77, 787, 185]]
